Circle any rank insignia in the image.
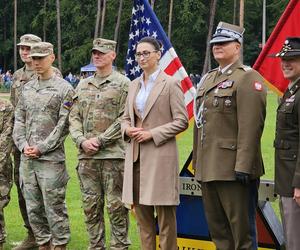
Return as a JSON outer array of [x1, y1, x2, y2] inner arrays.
[[218, 80, 234, 89]]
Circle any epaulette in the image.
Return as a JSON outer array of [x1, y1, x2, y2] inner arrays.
[[241, 65, 252, 71]]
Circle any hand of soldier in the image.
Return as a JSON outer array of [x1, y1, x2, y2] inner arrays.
[[126, 127, 143, 138], [81, 139, 99, 155], [235, 171, 250, 185], [132, 130, 152, 143], [293, 188, 300, 206], [25, 145, 41, 158]]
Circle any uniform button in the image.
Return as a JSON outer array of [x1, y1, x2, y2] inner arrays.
[[203, 120, 206, 124], [231, 145, 235, 149], [204, 108, 208, 112], [294, 155, 297, 159]]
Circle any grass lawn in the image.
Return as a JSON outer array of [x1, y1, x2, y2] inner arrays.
[[3, 91, 278, 249]]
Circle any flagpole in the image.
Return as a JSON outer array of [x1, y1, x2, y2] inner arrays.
[[262, 0, 266, 47]]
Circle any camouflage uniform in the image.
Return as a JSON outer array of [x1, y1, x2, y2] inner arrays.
[[11, 65, 63, 240], [0, 99, 14, 245], [13, 72, 74, 246], [69, 70, 131, 250]]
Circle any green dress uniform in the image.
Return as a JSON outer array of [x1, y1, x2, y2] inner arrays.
[[193, 60, 266, 250]]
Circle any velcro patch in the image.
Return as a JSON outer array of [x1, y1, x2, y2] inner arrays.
[[63, 101, 73, 110]]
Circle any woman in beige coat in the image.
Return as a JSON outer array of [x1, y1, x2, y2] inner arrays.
[[121, 37, 188, 250]]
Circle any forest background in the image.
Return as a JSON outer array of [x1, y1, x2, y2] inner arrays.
[[0, 0, 290, 77]]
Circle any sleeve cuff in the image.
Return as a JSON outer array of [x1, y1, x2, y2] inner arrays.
[[76, 136, 87, 149]]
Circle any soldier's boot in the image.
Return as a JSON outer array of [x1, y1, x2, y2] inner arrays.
[[38, 242, 51, 250], [13, 233, 38, 250], [51, 244, 66, 250]]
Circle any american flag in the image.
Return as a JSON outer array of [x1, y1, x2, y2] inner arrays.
[[125, 0, 195, 119]]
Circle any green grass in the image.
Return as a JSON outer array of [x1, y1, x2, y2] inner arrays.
[[3, 92, 278, 249]]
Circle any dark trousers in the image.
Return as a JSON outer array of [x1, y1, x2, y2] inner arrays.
[[133, 161, 177, 250], [201, 181, 258, 250]]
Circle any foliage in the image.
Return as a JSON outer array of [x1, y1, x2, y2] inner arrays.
[[0, 0, 291, 76]]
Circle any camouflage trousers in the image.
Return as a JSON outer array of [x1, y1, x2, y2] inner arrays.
[[13, 147, 33, 235], [0, 160, 12, 243], [20, 159, 70, 246], [77, 159, 130, 250]]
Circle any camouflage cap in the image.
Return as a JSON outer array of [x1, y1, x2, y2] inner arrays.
[[92, 38, 116, 53], [210, 22, 245, 45], [29, 42, 54, 57], [17, 34, 42, 47]]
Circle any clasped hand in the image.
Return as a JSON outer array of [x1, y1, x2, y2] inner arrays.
[[81, 137, 100, 155], [126, 127, 152, 143], [24, 145, 41, 158]]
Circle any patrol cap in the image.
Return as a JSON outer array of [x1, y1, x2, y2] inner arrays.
[[17, 34, 42, 47], [276, 37, 300, 58], [92, 38, 116, 53], [29, 42, 54, 57], [210, 22, 245, 45]]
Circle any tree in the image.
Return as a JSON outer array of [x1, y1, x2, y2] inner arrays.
[[114, 0, 123, 43], [14, 0, 17, 71], [100, 0, 106, 37], [202, 0, 217, 75], [56, 0, 62, 71], [94, 0, 102, 39], [168, 0, 174, 39], [150, 0, 155, 9]]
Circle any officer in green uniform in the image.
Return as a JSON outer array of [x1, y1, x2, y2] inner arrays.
[[13, 42, 74, 250], [0, 98, 14, 250], [69, 38, 130, 249], [274, 37, 300, 250], [193, 22, 267, 250]]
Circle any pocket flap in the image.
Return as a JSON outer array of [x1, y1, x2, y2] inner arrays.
[[218, 139, 237, 150]]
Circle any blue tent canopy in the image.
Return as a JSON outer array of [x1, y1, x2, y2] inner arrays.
[[80, 63, 96, 72]]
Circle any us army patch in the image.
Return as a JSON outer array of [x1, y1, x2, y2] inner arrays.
[[254, 82, 263, 91], [218, 80, 234, 89]]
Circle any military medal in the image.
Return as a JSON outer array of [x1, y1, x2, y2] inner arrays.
[[218, 80, 234, 89]]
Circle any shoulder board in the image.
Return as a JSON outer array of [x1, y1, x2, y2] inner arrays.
[[241, 65, 252, 72]]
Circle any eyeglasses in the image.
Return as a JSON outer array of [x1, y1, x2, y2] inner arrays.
[[135, 50, 158, 59]]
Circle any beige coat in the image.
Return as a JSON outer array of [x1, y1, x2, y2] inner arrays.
[[121, 71, 188, 205]]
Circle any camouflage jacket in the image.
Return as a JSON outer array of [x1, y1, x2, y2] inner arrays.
[[13, 74, 75, 161], [0, 99, 14, 195], [11, 65, 63, 108], [69, 71, 129, 159]]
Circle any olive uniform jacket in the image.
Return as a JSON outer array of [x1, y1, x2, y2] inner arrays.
[[121, 71, 188, 205], [274, 80, 300, 197], [193, 60, 267, 182]]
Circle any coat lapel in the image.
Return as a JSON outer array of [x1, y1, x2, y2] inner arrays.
[[129, 79, 141, 123], [205, 60, 243, 93], [142, 71, 166, 121]]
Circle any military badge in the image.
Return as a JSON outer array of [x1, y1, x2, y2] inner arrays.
[[218, 80, 234, 89], [254, 82, 263, 91], [286, 95, 295, 103], [224, 99, 232, 107]]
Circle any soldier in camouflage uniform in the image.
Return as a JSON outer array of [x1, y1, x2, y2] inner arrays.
[[11, 34, 63, 250], [69, 38, 130, 250], [0, 99, 14, 250], [13, 42, 74, 250]]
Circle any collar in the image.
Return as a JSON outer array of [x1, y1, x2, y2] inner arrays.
[[140, 68, 161, 85], [219, 63, 234, 74]]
